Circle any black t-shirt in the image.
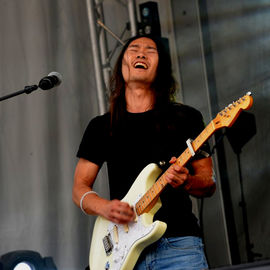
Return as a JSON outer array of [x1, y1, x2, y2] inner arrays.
[[77, 103, 210, 237]]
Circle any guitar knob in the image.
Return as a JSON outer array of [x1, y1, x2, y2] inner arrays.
[[159, 160, 166, 167]]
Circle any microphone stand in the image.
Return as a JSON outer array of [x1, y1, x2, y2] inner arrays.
[[0, 85, 38, 102], [225, 111, 261, 263], [235, 148, 262, 262]]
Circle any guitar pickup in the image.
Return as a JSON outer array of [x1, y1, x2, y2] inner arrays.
[[103, 234, 114, 256], [113, 225, 119, 244]]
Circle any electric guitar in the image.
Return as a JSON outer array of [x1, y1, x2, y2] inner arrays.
[[89, 92, 253, 270]]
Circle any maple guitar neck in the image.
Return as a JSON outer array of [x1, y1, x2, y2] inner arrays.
[[135, 92, 253, 216], [135, 120, 216, 216]]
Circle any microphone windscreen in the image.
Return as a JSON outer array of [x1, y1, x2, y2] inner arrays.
[[38, 71, 63, 90], [48, 71, 63, 86]]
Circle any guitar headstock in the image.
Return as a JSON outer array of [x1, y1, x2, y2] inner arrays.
[[213, 92, 253, 129]]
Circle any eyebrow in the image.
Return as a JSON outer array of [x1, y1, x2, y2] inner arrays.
[[128, 44, 139, 48], [128, 44, 157, 50], [146, 46, 157, 50]]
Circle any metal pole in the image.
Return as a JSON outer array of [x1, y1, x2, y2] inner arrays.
[[97, 20, 125, 45], [127, 0, 137, 36], [95, 0, 111, 90], [196, 0, 237, 264], [86, 0, 106, 114]]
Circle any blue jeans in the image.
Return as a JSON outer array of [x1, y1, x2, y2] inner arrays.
[[134, 236, 208, 270]]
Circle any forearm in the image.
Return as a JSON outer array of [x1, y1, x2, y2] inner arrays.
[[184, 172, 216, 197], [72, 184, 109, 216], [73, 159, 135, 224], [73, 183, 135, 224], [72, 158, 109, 216], [183, 157, 216, 197]]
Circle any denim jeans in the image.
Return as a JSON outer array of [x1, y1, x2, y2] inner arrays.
[[134, 236, 208, 270]]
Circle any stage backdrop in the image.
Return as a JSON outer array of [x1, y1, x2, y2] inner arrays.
[[0, 0, 129, 269], [171, 0, 270, 266]]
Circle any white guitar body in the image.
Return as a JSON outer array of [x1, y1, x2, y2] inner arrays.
[[89, 163, 167, 270]]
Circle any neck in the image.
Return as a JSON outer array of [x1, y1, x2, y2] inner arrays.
[[125, 83, 155, 113]]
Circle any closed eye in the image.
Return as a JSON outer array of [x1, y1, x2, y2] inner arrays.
[[128, 45, 139, 51]]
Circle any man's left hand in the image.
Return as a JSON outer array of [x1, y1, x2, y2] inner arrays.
[[165, 157, 189, 188]]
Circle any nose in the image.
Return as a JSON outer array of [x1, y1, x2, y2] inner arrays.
[[136, 54, 146, 59], [136, 48, 146, 59]]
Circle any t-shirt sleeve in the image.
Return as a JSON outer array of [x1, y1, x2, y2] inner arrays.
[[76, 115, 108, 167]]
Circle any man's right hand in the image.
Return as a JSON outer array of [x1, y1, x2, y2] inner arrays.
[[101, 199, 136, 224]]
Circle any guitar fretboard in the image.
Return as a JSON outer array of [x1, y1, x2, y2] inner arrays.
[[135, 120, 216, 216]]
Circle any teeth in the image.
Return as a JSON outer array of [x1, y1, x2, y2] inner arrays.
[[134, 62, 147, 69]]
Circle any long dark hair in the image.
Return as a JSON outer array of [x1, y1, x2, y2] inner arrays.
[[109, 34, 177, 129]]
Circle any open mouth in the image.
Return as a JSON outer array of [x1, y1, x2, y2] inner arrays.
[[134, 62, 148, 69]]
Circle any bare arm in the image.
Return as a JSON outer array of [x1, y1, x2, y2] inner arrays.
[[165, 157, 216, 197], [184, 157, 216, 197], [72, 158, 135, 224]]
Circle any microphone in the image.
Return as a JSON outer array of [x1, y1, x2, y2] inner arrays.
[[38, 71, 63, 90]]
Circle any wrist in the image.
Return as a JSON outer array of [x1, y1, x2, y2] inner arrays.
[[183, 175, 192, 191], [80, 190, 99, 215]]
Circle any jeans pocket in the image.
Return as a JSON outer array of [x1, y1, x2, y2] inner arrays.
[[164, 236, 204, 250], [161, 237, 208, 269]]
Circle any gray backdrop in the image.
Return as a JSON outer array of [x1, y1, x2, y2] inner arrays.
[[171, 0, 270, 267], [0, 0, 110, 269], [0, 0, 269, 269]]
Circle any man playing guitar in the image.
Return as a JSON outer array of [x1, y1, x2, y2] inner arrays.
[[73, 35, 216, 270]]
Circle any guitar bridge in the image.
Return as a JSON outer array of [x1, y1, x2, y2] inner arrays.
[[103, 234, 114, 256]]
